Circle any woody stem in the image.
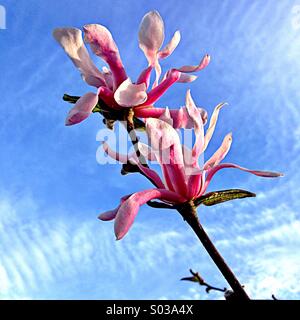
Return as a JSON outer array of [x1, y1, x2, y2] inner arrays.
[[178, 201, 250, 300], [124, 108, 148, 167]]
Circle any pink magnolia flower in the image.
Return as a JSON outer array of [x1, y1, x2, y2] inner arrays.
[[99, 90, 282, 240], [53, 11, 209, 126]]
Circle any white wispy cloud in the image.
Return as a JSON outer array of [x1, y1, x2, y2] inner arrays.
[[1, 175, 299, 300], [0, 193, 208, 299]]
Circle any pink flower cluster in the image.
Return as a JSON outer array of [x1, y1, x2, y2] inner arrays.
[[53, 11, 209, 127], [100, 91, 282, 240], [54, 11, 282, 241]]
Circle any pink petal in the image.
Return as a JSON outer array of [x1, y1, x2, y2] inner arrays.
[[98, 208, 118, 221], [140, 69, 180, 106], [146, 118, 182, 153], [201, 163, 283, 195], [53, 28, 105, 87], [137, 163, 166, 189], [181, 145, 196, 169], [127, 143, 166, 189], [189, 170, 205, 199], [145, 118, 188, 197], [163, 161, 188, 197], [185, 90, 204, 165], [157, 107, 173, 126], [152, 60, 162, 88], [138, 11, 164, 66], [138, 11, 165, 88], [102, 141, 165, 189], [65, 92, 98, 126], [177, 54, 211, 73], [136, 66, 153, 88], [114, 78, 148, 107], [102, 141, 134, 163], [83, 24, 127, 88], [181, 145, 204, 199], [102, 66, 114, 90], [98, 86, 121, 110], [134, 106, 167, 118], [177, 74, 198, 83], [99, 195, 131, 221], [137, 142, 157, 162], [158, 30, 181, 59], [161, 165, 176, 193], [203, 102, 227, 151], [204, 133, 232, 169], [115, 188, 185, 240], [135, 106, 208, 128]]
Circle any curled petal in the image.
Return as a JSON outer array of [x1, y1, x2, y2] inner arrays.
[[177, 54, 210, 73], [114, 78, 147, 107], [53, 28, 105, 87], [115, 188, 185, 240], [98, 208, 118, 221], [102, 141, 165, 189], [99, 195, 131, 221], [102, 141, 134, 163], [186, 90, 204, 164], [83, 24, 127, 88], [203, 102, 227, 151], [136, 66, 153, 88], [65, 92, 98, 126], [177, 73, 198, 83], [138, 11, 164, 66], [201, 163, 283, 195], [204, 133, 232, 169], [158, 30, 181, 59]]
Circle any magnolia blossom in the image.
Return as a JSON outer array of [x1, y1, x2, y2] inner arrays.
[[53, 11, 209, 126], [99, 90, 282, 240]]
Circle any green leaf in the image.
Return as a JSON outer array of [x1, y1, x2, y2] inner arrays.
[[180, 276, 199, 283], [194, 189, 256, 207]]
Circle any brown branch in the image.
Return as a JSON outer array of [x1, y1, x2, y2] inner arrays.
[[123, 108, 148, 167], [177, 201, 250, 300]]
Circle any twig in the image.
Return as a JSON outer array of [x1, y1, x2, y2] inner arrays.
[[123, 108, 148, 167], [181, 269, 227, 294]]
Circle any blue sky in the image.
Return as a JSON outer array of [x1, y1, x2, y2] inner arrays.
[[0, 0, 300, 299]]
